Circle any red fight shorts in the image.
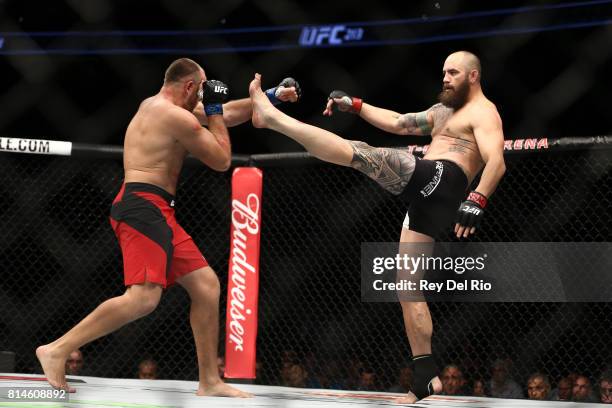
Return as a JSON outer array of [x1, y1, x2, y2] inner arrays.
[[109, 182, 208, 288]]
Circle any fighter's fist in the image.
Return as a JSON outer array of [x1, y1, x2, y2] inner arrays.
[[266, 77, 302, 105], [323, 90, 362, 116], [455, 191, 488, 238], [203, 80, 230, 115]]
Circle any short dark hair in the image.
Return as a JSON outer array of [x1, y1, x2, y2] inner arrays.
[[164, 58, 201, 84], [528, 372, 550, 387], [600, 369, 612, 383]]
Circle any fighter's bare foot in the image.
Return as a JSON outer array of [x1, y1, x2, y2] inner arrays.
[[197, 381, 253, 398], [249, 73, 279, 129], [36, 345, 75, 393], [395, 391, 418, 404]]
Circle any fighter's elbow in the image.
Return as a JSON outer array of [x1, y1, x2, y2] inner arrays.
[[216, 155, 232, 172], [498, 159, 506, 176], [208, 158, 231, 172], [493, 157, 506, 180], [200, 153, 231, 172]]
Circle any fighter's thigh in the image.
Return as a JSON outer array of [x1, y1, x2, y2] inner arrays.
[[348, 141, 416, 195], [400, 226, 435, 243]]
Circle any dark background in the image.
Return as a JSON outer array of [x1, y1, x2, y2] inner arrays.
[[1, 0, 611, 399], [1, 0, 611, 153]]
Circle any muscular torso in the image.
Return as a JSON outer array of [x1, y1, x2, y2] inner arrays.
[[123, 96, 188, 195], [423, 97, 494, 183]]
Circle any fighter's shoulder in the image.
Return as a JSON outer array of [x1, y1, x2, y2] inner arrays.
[[471, 98, 502, 124], [428, 103, 451, 114], [142, 98, 199, 130], [427, 103, 452, 121], [474, 97, 500, 115]]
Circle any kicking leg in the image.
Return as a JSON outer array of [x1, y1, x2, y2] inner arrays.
[[250, 74, 415, 194], [250, 73, 353, 166]]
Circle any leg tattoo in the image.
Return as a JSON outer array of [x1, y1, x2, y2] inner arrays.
[[349, 141, 416, 195]]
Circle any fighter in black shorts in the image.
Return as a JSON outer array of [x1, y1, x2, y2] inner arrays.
[[349, 142, 468, 238], [249, 50, 506, 403]]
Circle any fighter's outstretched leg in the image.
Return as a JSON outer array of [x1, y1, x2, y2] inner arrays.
[[250, 73, 354, 166], [250, 74, 416, 195]]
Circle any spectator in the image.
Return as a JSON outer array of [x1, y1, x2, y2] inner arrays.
[[343, 357, 364, 390], [279, 360, 294, 386], [567, 372, 579, 386], [65, 350, 84, 376], [599, 370, 612, 404], [388, 366, 413, 393], [472, 377, 486, 397], [487, 359, 523, 399], [356, 366, 377, 391], [285, 363, 308, 388], [318, 360, 344, 390], [551, 376, 573, 401], [440, 364, 466, 396], [254, 359, 266, 385], [281, 350, 298, 365], [572, 375, 597, 402], [526, 372, 550, 400], [137, 359, 158, 380]]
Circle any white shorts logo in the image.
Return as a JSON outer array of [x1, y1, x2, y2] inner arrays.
[[420, 161, 444, 197]]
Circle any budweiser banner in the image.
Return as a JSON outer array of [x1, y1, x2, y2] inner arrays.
[[224, 167, 262, 378]]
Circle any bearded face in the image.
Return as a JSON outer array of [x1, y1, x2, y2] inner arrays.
[[438, 76, 470, 110]]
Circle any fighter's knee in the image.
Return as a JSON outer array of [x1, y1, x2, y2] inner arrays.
[[193, 268, 221, 300], [203, 273, 221, 299], [126, 285, 162, 317], [347, 140, 369, 165], [138, 293, 161, 316]]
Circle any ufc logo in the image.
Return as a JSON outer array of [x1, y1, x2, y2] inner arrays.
[[215, 86, 228, 94], [462, 205, 481, 215]]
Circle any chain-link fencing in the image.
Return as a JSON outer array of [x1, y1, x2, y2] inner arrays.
[[0, 144, 611, 395]]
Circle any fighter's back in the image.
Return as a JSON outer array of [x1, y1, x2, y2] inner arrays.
[[123, 95, 188, 195]]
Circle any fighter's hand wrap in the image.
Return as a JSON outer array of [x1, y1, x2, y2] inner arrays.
[[202, 79, 230, 116], [411, 354, 438, 400], [328, 90, 362, 114], [455, 191, 488, 229], [265, 77, 302, 105]]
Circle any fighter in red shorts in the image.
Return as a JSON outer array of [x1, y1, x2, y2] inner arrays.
[[36, 58, 300, 396]]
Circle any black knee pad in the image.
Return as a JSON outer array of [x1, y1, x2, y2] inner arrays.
[[411, 354, 438, 399]]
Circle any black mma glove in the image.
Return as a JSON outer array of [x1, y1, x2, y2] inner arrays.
[[202, 80, 230, 116], [455, 191, 488, 229], [328, 90, 362, 113], [266, 77, 302, 105]]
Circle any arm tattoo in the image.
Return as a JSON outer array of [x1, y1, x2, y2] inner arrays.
[[349, 141, 416, 195], [415, 111, 431, 134], [399, 112, 432, 135]]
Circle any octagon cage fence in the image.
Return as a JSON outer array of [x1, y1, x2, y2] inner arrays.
[[0, 135, 611, 397]]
